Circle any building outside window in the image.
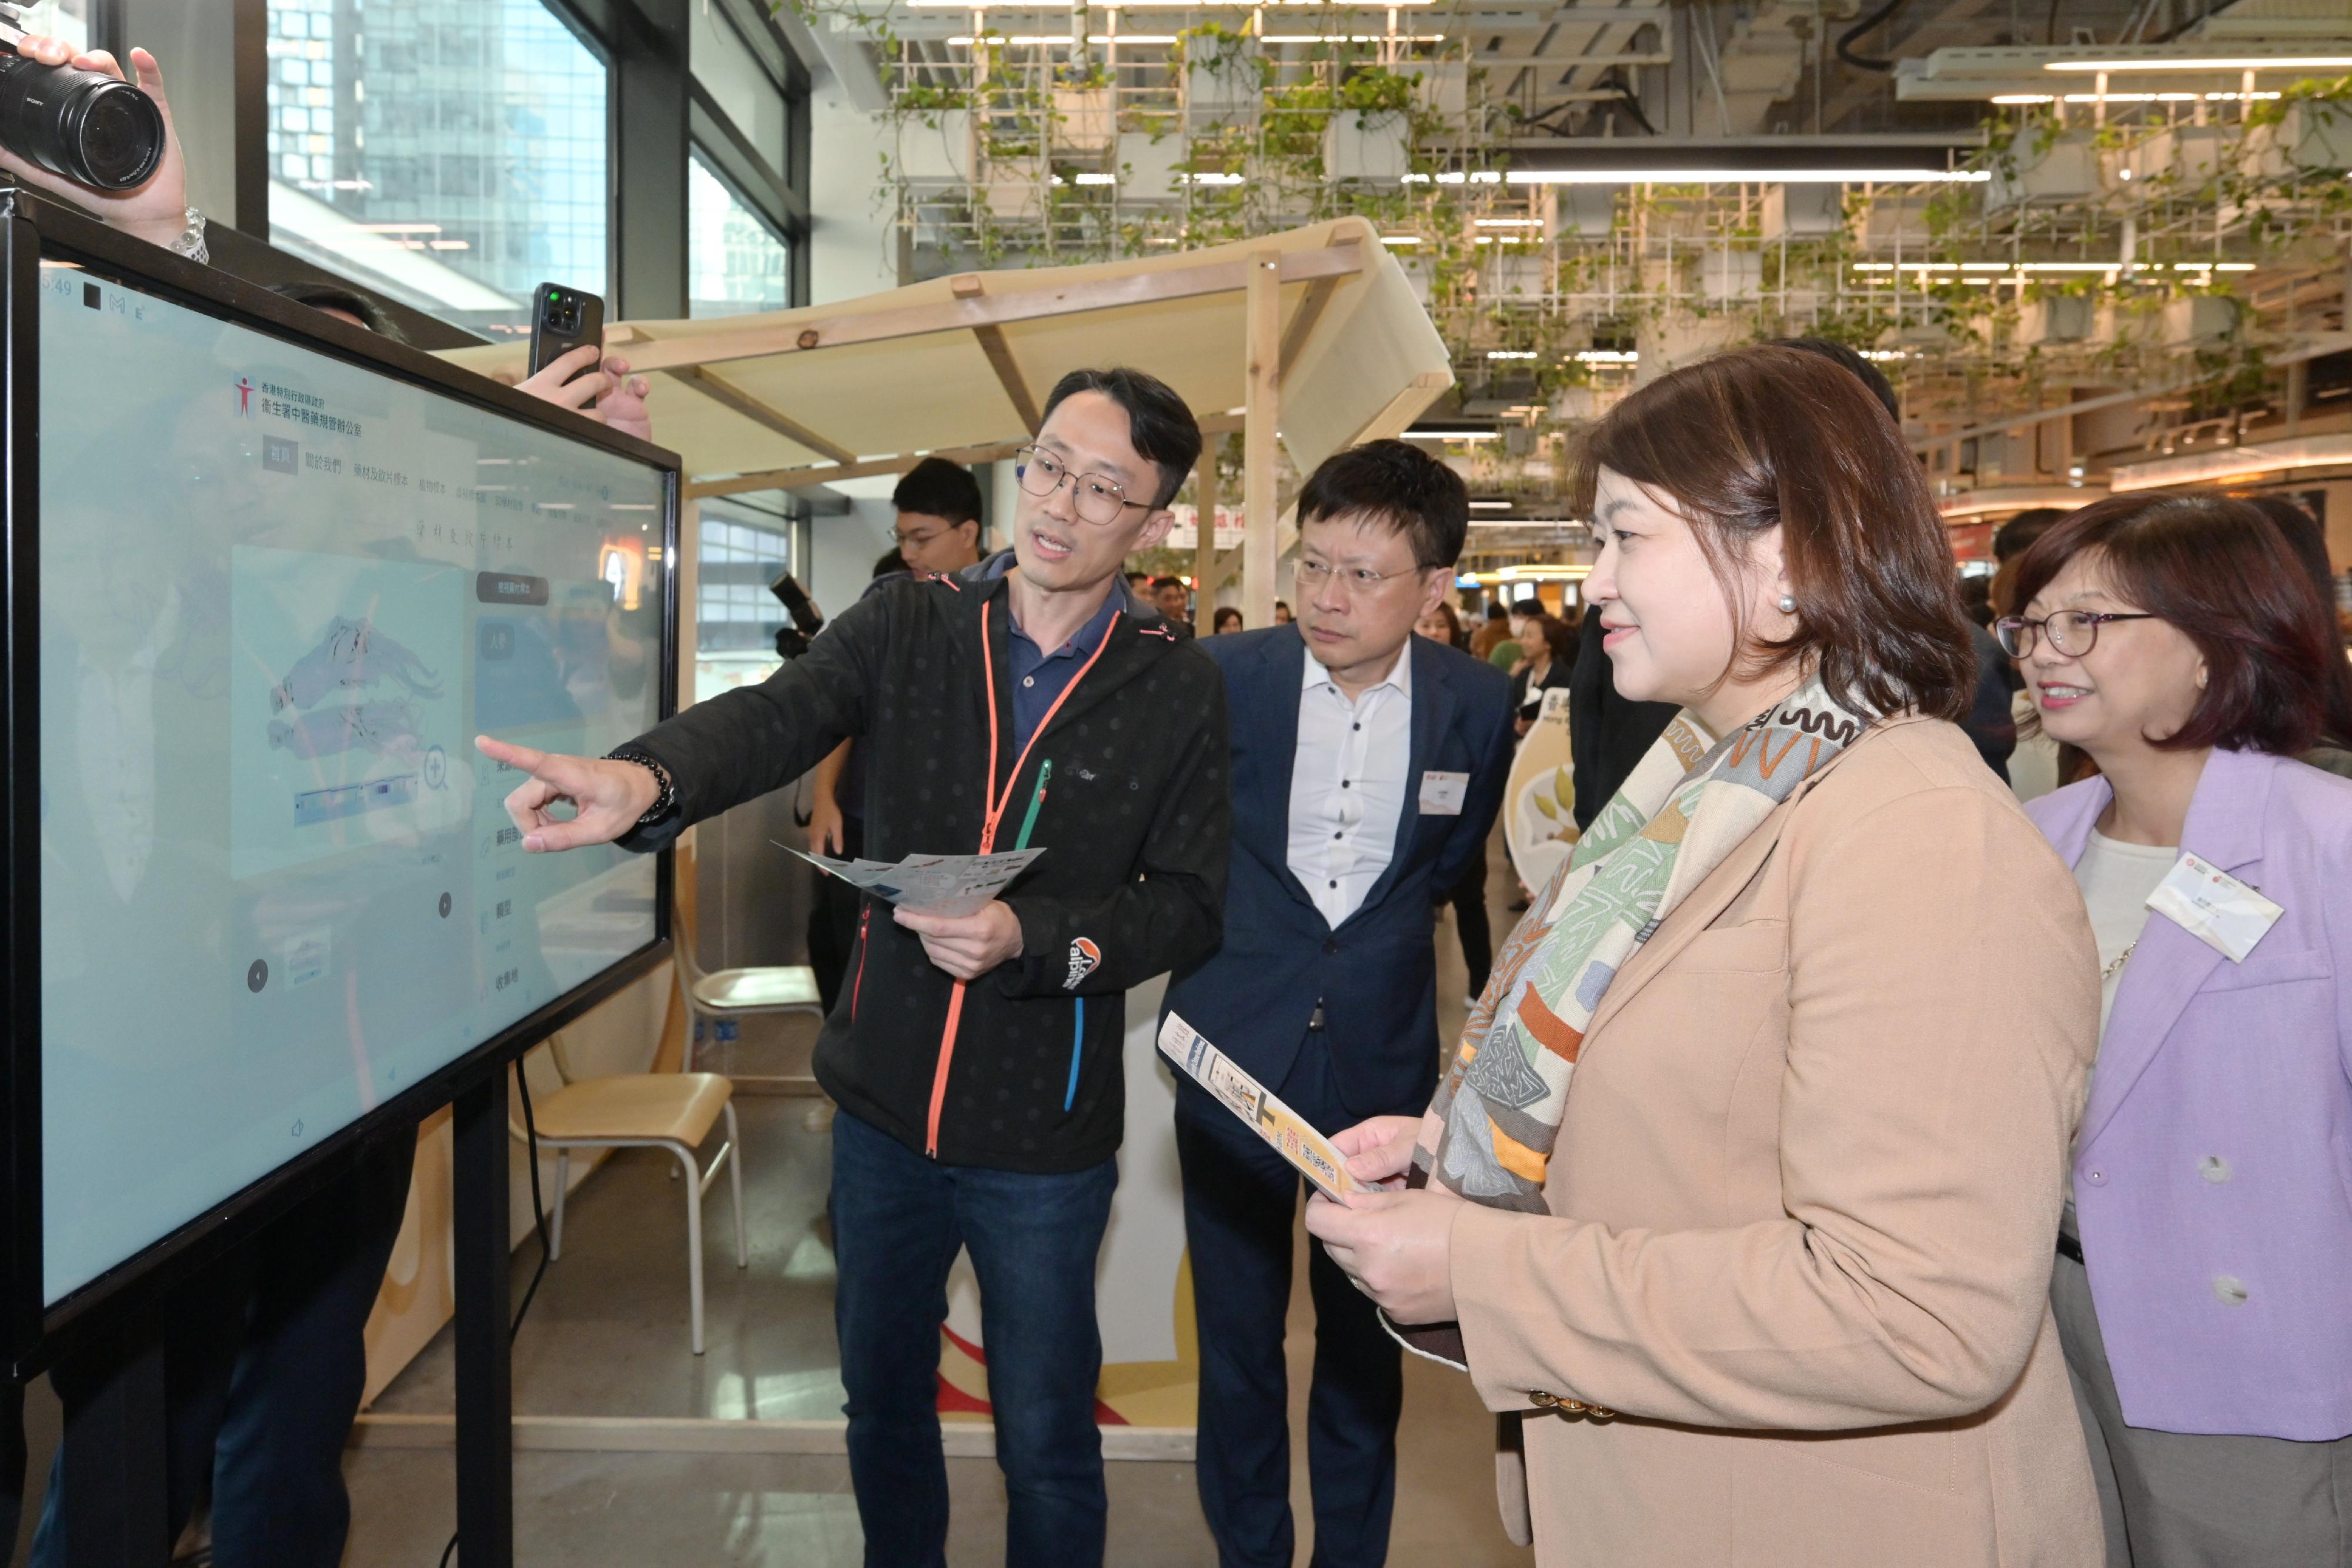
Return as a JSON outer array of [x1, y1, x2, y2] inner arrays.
[[263, 0, 607, 340], [694, 496, 799, 700], [687, 153, 789, 319]]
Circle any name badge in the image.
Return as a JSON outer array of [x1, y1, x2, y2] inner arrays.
[[1418, 770, 1468, 816], [2146, 851, 2282, 964]]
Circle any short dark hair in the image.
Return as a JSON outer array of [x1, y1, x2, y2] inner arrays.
[[1573, 344, 1975, 721], [1149, 576, 1186, 593], [2012, 492, 2344, 755], [1531, 613, 1577, 662], [1771, 336, 1899, 422], [1295, 438, 1469, 570], [269, 280, 410, 346], [1994, 507, 2068, 563], [1125, 571, 1151, 586], [1484, 601, 1509, 621], [1512, 597, 1544, 617], [892, 457, 984, 527], [873, 547, 908, 579], [1040, 367, 1202, 509], [1212, 606, 1244, 633]]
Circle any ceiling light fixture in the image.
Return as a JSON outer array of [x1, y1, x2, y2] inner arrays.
[[1505, 168, 1990, 185], [2046, 54, 2352, 72]]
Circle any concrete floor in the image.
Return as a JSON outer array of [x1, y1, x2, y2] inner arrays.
[[16, 838, 1536, 1567]]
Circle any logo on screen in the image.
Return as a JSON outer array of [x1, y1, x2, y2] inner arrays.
[[233, 375, 256, 417]]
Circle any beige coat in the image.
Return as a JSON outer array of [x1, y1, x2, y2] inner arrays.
[[1448, 716, 2104, 1566]]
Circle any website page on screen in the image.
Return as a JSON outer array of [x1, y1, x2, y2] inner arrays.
[[36, 263, 668, 1306]]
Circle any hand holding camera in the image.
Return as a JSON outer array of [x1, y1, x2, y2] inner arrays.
[[0, 14, 185, 247]]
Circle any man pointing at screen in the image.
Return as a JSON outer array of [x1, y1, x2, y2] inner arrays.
[[478, 367, 1229, 1567]]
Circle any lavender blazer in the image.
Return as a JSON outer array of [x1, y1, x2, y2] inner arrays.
[[2027, 747, 2352, 1439]]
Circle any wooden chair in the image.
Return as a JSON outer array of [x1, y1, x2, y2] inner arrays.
[[512, 1030, 746, 1355]]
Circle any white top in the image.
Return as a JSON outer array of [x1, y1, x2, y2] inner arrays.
[[2075, 828, 2176, 1040], [1287, 640, 1414, 929], [2064, 828, 2176, 1219]]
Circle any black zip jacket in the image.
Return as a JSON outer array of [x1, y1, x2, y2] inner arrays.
[[616, 560, 1230, 1173]]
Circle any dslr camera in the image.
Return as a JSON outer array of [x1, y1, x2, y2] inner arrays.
[[0, 4, 165, 191], [769, 572, 825, 661]]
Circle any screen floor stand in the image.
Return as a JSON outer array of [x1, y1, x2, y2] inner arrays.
[[59, 1312, 169, 1567], [453, 1063, 514, 1566]]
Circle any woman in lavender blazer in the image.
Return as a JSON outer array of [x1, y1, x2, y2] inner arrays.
[[2001, 492, 2352, 1567]]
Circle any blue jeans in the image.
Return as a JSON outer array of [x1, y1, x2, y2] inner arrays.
[[830, 1108, 1118, 1568]]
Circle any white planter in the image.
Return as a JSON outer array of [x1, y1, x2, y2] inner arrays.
[[1324, 110, 1410, 183], [2018, 293, 2094, 346], [1849, 191, 1933, 253], [2123, 125, 2226, 188], [1113, 129, 1187, 202], [1987, 131, 2104, 210], [1700, 247, 1762, 305], [897, 110, 974, 183], [1054, 89, 1114, 156], [1185, 39, 1261, 126], [2240, 101, 2352, 179], [1559, 186, 1615, 239], [1762, 182, 1842, 240], [1482, 252, 1547, 300], [2161, 294, 2239, 345]]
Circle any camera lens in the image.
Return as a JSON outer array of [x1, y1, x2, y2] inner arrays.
[[0, 56, 165, 192]]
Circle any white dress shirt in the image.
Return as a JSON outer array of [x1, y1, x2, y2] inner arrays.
[[1288, 641, 1414, 928]]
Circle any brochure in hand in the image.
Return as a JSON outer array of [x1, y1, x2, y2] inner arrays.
[[1157, 1012, 1378, 1204], [779, 844, 1046, 918]]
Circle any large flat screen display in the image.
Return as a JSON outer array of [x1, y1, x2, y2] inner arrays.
[[34, 259, 670, 1308]]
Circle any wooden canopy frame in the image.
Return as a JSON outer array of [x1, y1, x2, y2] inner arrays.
[[443, 216, 1454, 626]]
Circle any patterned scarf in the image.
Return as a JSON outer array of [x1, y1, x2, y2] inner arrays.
[[1413, 673, 1876, 1213]]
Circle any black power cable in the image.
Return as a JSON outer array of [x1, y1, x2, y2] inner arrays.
[[1835, 0, 1910, 71], [436, 1060, 556, 1568]]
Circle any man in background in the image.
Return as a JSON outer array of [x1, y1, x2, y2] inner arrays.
[[1150, 574, 1195, 637], [1164, 439, 1512, 1568], [1469, 599, 1513, 662], [806, 458, 987, 1014]]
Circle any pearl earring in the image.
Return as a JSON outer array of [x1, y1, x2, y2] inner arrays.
[[1777, 594, 1798, 614]]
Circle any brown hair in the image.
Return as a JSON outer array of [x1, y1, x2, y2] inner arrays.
[[1570, 345, 1975, 721], [1423, 600, 1465, 648], [2010, 492, 2343, 756]]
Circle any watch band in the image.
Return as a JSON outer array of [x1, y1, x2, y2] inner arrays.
[[166, 205, 208, 265], [605, 747, 676, 825]]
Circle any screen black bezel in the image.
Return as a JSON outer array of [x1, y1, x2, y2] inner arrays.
[[0, 188, 682, 1375]]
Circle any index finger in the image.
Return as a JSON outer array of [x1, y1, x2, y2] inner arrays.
[[476, 734, 594, 793]]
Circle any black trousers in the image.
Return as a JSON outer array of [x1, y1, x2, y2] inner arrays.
[[1443, 852, 1493, 999], [1174, 1030, 1404, 1568], [33, 1129, 417, 1567], [807, 813, 867, 1016]]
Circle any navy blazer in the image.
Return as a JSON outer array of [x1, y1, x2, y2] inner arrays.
[[1164, 627, 1514, 1117]]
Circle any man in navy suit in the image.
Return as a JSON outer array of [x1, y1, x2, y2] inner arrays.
[[1163, 440, 1512, 1567]]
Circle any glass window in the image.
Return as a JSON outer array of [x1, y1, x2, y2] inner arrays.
[[688, 153, 790, 319], [696, 496, 794, 656], [11, 2, 89, 51], [690, 0, 789, 170], [263, 0, 607, 340]]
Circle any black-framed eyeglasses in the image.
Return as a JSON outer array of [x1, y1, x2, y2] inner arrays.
[[894, 522, 952, 549], [1014, 444, 1150, 527], [1994, 610, 2161, 660]]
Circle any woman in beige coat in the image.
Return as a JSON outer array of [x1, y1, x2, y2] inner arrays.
[[1308, 347, 2104, 1566]]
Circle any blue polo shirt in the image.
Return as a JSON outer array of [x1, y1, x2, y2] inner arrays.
[[1006, 580, 1124, 751]]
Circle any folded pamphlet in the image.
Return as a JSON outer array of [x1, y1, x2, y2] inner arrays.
[[779, 844, 1045, 918], [1157, 1012, 1377, 1203]]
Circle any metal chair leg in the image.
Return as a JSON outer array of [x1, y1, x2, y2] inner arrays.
[[674, 1142, 706, 1356], [723, 1100, 747, 1268], [551, 1147, 570, 1261]]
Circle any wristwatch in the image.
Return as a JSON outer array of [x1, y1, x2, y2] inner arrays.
[[605, 747, 677, 825], [166, 205, 208, 265]]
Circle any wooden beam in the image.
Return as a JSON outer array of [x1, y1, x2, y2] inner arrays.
[[1277, 276, 1338, 386], [676, 367, 857, 466], [613, 243, 1365, 376], [1192, 451, 1220, 610], [686, 440, 1029, 499], [1243, 250, 1282, 631], [972, 325, 1043, 434]]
